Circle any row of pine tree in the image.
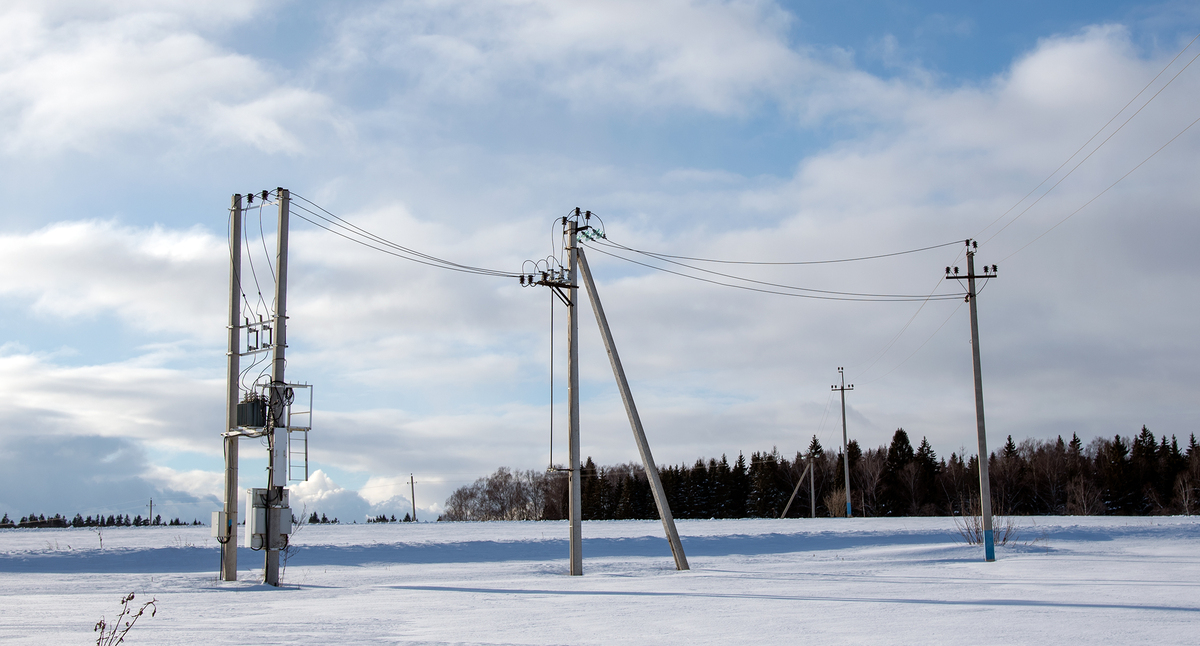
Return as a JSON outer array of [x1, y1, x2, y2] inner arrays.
[[0, 513, 202, 528], [532, 427, 1200, 520]]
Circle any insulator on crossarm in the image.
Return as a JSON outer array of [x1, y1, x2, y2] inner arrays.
[[945, 266, 950, 274], [247, 193, 254, 204], [520, 275, 525, 285], [992, 264, 998, 273], [261, 190, 269, 201], [585, 210, 592, 221], [954, 267, 959, 274]]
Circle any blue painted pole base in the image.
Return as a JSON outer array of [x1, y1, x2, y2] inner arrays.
[[846, 502, 852, 518], [984, 529, 996, 561]]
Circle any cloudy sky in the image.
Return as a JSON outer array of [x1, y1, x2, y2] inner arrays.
[[1, 0, 1198, 523]]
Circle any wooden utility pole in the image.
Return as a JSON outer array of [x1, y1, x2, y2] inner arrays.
[[577, 247, 689, 571], [220, 193, 242, 581], [264, 188, 290, 586], [566, 217, 583, 576], [832, 368, 854, 517], [948, 240, 998, 562]]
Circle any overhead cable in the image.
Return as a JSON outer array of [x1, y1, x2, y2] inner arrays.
[[582, 241, 964, 302], [600, 238, 962, 265], [978, 32, 1200, 246], [289, 194, 521, 279]]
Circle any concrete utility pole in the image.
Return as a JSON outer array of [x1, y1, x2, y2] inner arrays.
[[832, 368, 854, 518], [947, 240, 998, 562], [264, 188, 291, 586], [810, 458, 815, 518], [409, 474, 417, 522], [220, 193, 242, 581], [566, 218, 583, 576], [577, 248, 689, 571]]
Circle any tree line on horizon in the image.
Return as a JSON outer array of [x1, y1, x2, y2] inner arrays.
[[440, 426, 1200, 521], [0, 513, 203, 529]]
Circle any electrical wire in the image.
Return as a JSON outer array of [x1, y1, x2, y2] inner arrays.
[[290, 194, 521, 278], [978, 34, 1200, 246], [999, 110, 1200, 263], [583, 239, 965, 302], [859, 300, 964, 385], [601, 238, 963, 265]]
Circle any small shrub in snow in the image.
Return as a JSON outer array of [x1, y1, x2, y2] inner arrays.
[[94, 592, 156, 646]]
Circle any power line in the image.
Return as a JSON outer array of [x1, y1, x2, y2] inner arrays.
[[1000, 109, 1200, 262], [583, 238, 965, 302], [600, 237, 963, 265], [978, 33, 1200, 246], [289, 194, 522, 279]]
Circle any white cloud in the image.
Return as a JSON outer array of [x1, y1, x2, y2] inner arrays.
[[0, 2, 329, 154], [0, 220, 226, 338], [290, 469, 370, 522], [0, 4, 1197, 520], [335, 0, 824, 114]]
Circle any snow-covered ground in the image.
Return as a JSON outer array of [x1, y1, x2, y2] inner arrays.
[[1, 517, 1196, 644]]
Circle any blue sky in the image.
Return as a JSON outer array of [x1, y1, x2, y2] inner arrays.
[[1, 0, 1198, 523]]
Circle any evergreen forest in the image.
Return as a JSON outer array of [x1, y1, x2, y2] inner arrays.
[[440, 427, 1200, 521]]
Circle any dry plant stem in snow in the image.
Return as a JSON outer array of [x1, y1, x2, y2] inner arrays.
[[955, 515, 1020, 546], [824, 489, 847, 517], [94, 592, 156, 646]]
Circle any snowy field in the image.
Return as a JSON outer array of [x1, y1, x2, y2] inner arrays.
[[1, 516, 1197, 645]]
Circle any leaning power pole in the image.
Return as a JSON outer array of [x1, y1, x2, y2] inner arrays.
[[946, 239, 998, 561], [577, 246, 689, 571], [832, 368, 854, 518], [219, 193, 242, 581]]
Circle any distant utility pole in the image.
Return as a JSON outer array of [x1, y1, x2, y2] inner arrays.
[[409, 474, 417, 522], [220, 193, 242, 581], [946, 239, 999, 562], [148, 499, 153, 525], [832, 368, 854, 518]]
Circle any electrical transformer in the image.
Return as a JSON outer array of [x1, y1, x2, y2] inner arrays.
[[244, 487, 294, 549]]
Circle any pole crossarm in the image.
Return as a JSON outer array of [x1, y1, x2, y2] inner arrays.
[[577, 247, 690, 571]]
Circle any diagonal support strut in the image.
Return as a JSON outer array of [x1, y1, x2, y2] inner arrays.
[[576, 247, 689, 571]]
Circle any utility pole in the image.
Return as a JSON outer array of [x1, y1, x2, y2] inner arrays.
[[148, 499, 153, 525], [566, 216, 583, 576], [947, 239, 998, 561], [409, 474, 417, 522], [832, 368, 854, 518], [264, 188, 291, 586], [810, 458, 815, 518], [525, 210, 688, 573], [220, 193, 242, 581]]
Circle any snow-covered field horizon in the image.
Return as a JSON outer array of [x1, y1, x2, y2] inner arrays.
[[1, 516, 1196, 644]]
